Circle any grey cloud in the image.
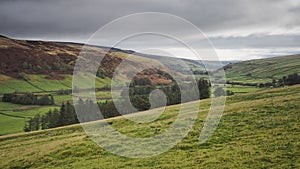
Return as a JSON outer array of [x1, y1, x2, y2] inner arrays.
[[0, 0, 299, 60], [211, 35, 300, 49]]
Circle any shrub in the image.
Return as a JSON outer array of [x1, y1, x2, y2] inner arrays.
[[214, 87, 226, 97], [18, 72, 29, 81], [226, 90, 234, 96]]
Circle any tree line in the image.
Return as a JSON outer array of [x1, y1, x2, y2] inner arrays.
[[23, 73, 300, 132], [24, 101, 78, 131], [2, 92, 54, 105], [258, 73, 300, 88], [24, 78, 212, 132]]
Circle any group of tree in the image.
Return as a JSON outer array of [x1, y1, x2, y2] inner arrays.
[[198, 78, 211, 99], [213, 87, 234, 97], [24, 101, 78, 131], [258, 73, 300, 88], [2, 92, 54, 105], [226, 81, 257, 87], [98, 77, 212, 117], [24, 99, 112, 132], [57, 89, 72, 95], [131, 77, 152, 86], [24, 77, 213, 132], [192, 70, 208, 75]]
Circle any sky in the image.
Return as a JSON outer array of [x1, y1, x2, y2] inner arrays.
[[0, 0, 299, 61]]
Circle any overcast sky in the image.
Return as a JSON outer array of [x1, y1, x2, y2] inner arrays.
[[0, 0, 299, 61]]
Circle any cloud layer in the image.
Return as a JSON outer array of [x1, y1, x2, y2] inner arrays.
[[0, 0, 299, 60]]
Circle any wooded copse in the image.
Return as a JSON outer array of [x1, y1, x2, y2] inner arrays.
[[2, 92, 55, 105], [258, 73, 300, 88]]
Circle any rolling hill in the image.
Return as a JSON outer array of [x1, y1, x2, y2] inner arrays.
[[0, 35, 206, 94], [0, 85, 299, 168], [224, 54, 300, 84], [1, 35, 300, 137], [1, 35, 300, 89]]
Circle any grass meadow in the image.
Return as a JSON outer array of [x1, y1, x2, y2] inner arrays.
[[0, 85, 299, 168]]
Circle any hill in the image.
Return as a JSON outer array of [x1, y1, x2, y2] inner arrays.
[[224, 54, 300, 84], [0, 35, 211, 136], [0, 35, 210, 94], [0, 85, 299, 168]]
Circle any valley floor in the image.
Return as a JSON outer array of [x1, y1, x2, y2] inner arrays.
[[0, 85, 300, 168]]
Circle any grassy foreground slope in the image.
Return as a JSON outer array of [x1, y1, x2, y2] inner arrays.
[[0, 85, 299, 168], [225, 54, 300, 83]]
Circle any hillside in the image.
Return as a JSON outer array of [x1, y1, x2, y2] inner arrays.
[[0, 35, 211, 94], [0, 35, 205, 136], [224, 54, 300, 84], [0, 85, 299, 168]]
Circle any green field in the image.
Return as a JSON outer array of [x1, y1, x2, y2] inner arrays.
[[225, 54, 300, 83], [0, 106, 59, 135], [0, 90, 113, 135], [226, 85, 262, 94], [0, 74, 111, 94], [0, 53, 300, 168], [0, 74, 111, 135], [0, 85, 299, 168]]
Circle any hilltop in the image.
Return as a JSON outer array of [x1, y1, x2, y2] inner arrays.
[[0, 85, 299, 168]]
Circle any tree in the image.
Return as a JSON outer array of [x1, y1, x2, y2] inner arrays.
[[198, 78, 210, 99], [226, 90, 234, 96], [278, 79, 285, 87], [23, 120, 31, 132], [272, 79, 277, 87], [59, 102, 66, 126], [33, 114, 40, 130], [24, 117, 37, 132], [286, 73, 300, 85], [49, 109, 61, 128], [214, 87, 226, 97], [18, 72, 29, 81], [50, 94, 55, 105], [65, 101, 77, 125], [132, 77, 152, 86]]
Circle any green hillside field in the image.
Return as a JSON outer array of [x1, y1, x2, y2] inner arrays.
[[0, 105, 59, 135], [0, 74, 111, 135], [0, 85, 299, 168], [0, 74, 111, 94], [225, 54, 300, 84]]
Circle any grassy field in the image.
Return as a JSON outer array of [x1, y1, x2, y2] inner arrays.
[[0, 106, 59, 135], [0, 74, 111, 94], [0, 73, 111, 135], [0, 75, 43, 94], [0, 90, 112, 135], [0, 76, 112, 135], [226, 85, 262, 94], [225, 54, 300, 83], [0, 85, 299, 168]]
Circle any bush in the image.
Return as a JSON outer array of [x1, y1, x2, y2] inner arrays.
[[132, 77, 152, 86], [22, 62, 29, 69], [198, 78, 211, 99], [226, 90, 234, 96], [49, 72, 56, 77], [214, 87, 226, 97], [34, 65, 42, 72], [18, 72, 29, 81]]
